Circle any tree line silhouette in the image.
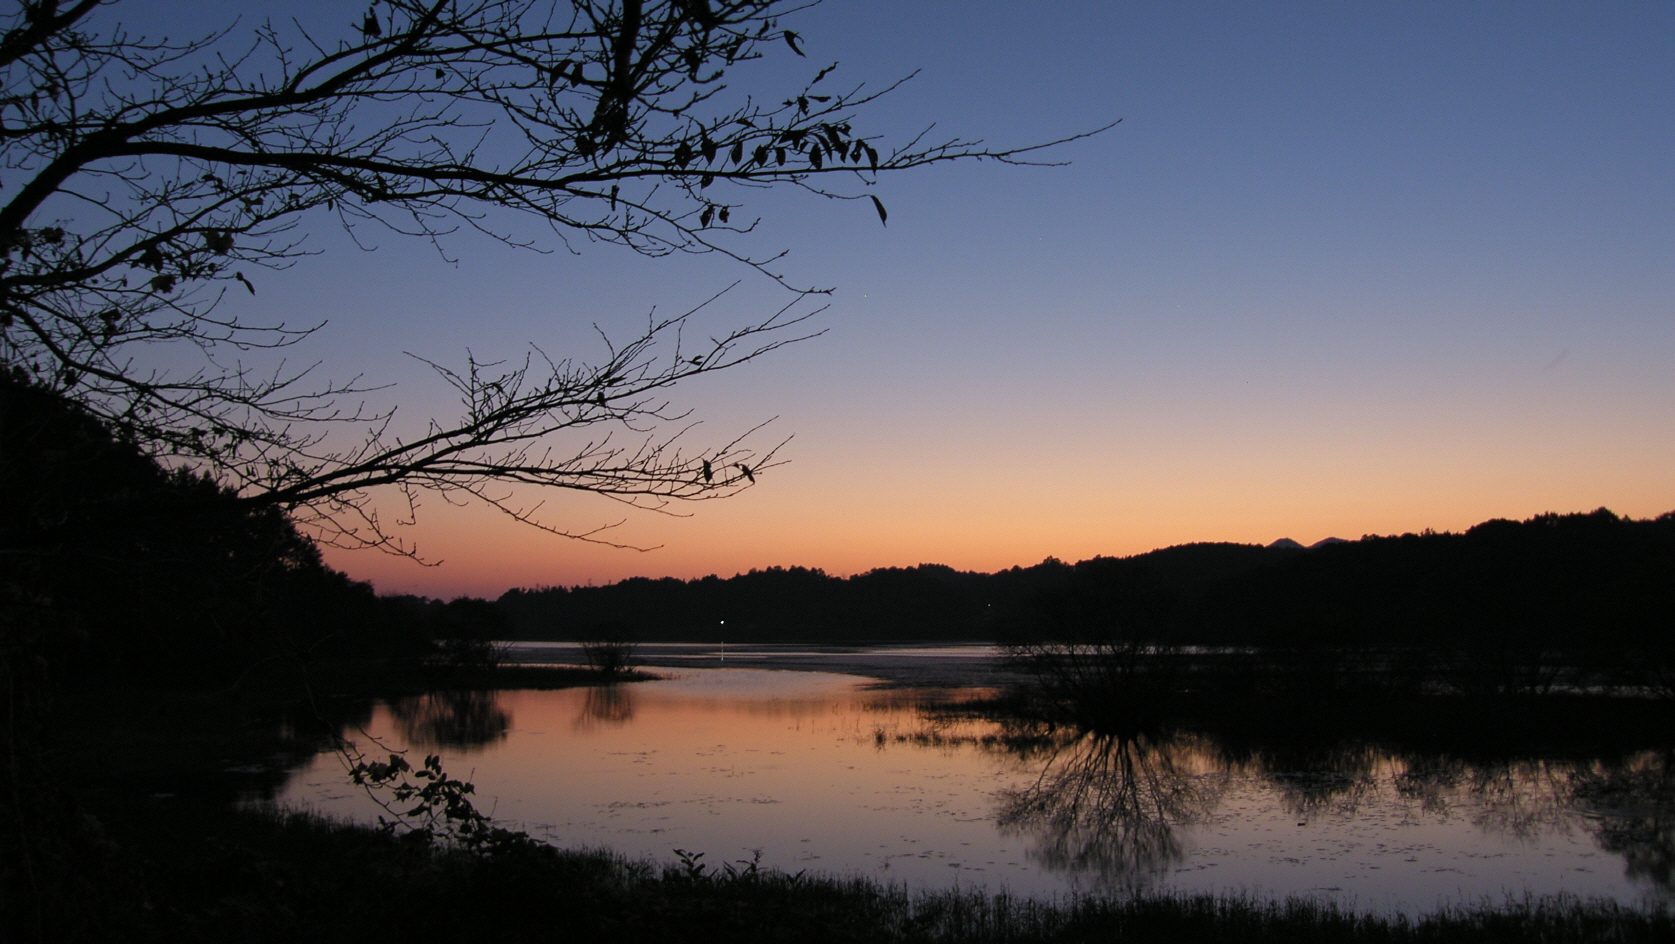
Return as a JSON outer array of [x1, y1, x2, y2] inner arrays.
[[501, 509, 1675, 695], [501, 562, 1028, 641]]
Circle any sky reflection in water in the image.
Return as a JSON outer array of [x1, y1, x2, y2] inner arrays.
[[278, 663, 1673, 913]]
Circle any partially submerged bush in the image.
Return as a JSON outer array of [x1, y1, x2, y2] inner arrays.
[[581, 638, 638, 676]]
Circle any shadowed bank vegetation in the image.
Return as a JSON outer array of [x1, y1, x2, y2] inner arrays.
[[41, 805, 1675, 943], [0, 372, 627, 941]]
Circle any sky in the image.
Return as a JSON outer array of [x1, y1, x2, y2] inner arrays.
[[140, 2, 1674, 598]]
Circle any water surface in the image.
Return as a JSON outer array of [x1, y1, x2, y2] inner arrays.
[[277, 653, 1674, 912]]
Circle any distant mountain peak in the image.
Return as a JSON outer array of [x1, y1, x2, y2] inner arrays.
[[1309, 537, 1348, 549], [1267, 538, 1305, 550]]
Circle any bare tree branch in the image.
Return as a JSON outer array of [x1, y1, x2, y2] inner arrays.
[[0, 0, 1110, 549]]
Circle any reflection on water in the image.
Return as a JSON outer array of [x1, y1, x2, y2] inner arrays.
[[997, 732, 1223, 883], [575, 684, 636, 728], [1267, 746, 1381, 819], [389, 690, 510, 750], [992, 730, 1649, 898], [276, 667, 1675, 912], [1576, 752, 1675, 890]]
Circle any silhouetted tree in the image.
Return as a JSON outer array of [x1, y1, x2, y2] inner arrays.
[[0, 0, 1104, 551]]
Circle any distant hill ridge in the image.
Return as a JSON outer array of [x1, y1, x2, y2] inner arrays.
[[497, 508, 1675, 646]]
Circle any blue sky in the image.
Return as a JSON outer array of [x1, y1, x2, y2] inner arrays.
[[137, 2, 1675, 597]]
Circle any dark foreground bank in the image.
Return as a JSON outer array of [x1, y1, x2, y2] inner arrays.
[[41, 803, 1675, 944]]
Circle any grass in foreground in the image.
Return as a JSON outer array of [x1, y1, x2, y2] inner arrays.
[[29, 804, 1672, 944]]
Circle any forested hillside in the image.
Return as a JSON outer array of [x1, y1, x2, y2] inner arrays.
[[498, 511, 1675, 656]]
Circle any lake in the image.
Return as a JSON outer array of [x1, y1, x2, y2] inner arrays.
[[275, 643, 1674, 914]]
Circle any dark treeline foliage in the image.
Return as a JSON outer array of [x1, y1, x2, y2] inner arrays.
[[991, 511, 1675, 733], [0, 368, 536, 686], [0, 370, 432, 687], [497, 511, 1675, 664], [491, 543, 1310, 643], [493, 544, 1314, 644], [498, 562, 1063, 641], [0, 372, 370, 942], [1194, 509, 1675, 652], [0, 373, 542, 942]]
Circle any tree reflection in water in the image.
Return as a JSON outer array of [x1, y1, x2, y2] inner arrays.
[[978, 712, 1675, 894], [1260, 751, 1578, 838], [389, 690, 510, 750], [1258, 745, 1381, 819], [1457, 761, 1576, 839], [573, 684, 636, 729], [1575, 749, 1675, 890], [996, 730, 1224, 886]]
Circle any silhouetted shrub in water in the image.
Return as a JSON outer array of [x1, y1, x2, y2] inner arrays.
[[582, 639, 639, 675], [581, 620, 640, 676]]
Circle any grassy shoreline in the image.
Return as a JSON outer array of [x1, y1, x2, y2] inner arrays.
[[57, 803, 1675, 943]]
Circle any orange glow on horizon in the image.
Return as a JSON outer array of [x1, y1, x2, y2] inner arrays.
[[323, 469, 1675, 599]]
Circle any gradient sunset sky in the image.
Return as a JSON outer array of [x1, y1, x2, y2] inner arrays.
[[172, 1, 1673, 598]]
